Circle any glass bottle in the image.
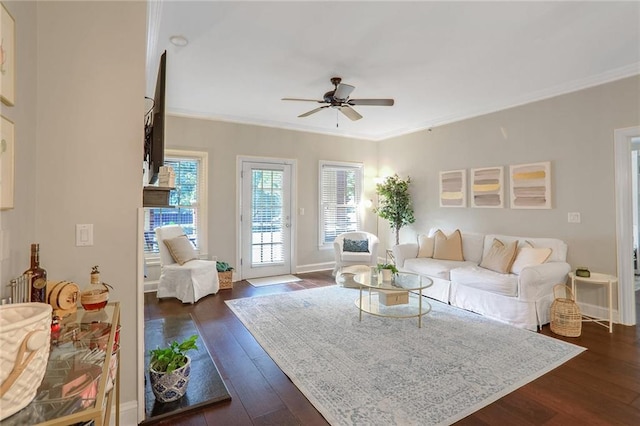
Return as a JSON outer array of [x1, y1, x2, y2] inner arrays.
[[25, 243, 47, 303], [80, 265, 110, 311]]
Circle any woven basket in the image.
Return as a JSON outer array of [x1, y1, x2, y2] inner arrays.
[[218, 271, 233, 290], [550, 284, 582, 337], [0, 303, 52, 420]]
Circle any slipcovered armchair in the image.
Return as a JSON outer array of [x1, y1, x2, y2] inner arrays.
[[155, 225, 219, 304], [333, 231, 379, 275]]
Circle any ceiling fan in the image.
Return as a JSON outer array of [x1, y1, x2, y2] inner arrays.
[[282, 77, 394, 121]]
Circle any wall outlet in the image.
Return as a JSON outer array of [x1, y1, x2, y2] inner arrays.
[[568, 212, 581, 223]]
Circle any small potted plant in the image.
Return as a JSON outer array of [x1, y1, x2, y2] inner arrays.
[[149, 334, 198, 402], [377, 263, 398, 282], [216, 261, 234, 290]]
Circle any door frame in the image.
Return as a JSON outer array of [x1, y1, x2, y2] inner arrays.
[[614, 125, 639, 326], [236, 155, 297, 281]]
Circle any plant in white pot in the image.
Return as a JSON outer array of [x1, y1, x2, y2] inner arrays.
[[149, 334, 198, 403], [377, 263, 398, 282]]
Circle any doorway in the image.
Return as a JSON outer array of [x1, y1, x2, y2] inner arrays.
[[614, 126, 640, 325], [239, 158, 295, 279]]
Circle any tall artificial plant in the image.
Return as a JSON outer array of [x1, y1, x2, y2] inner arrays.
[[374, 174, 415, 245]]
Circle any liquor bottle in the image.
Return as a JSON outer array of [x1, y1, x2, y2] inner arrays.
[[25, 243, 47, 303]]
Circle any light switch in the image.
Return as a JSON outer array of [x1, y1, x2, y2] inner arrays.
[[299, 207, 305, 216], [76, 224, 94, 246], [567, 212, 581, 223]]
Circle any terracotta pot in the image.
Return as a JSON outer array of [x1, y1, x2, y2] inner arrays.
[[149, 355, 191, 403]]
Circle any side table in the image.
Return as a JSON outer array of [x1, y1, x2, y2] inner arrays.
[[568, 272, 616, 333]]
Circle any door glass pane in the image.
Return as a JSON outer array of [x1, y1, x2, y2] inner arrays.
[[251, 169, 284, 266]]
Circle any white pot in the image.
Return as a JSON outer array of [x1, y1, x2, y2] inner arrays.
[[149, 355, 192, 403], [381, 269, 393, 282]]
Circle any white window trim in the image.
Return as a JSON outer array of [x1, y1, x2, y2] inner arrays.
[[318, 160, 364, 249], [144, 149, 208, 260]]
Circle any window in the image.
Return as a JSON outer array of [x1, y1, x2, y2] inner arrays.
[[319, 161, 363, 247], [144, 150, 208, 255]]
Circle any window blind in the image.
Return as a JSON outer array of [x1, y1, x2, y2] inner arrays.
[[320, 162, 362, 245], [144, 156, 202, 254]]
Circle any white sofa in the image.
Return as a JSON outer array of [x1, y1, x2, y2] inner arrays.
[[392, 229, 571, 331]]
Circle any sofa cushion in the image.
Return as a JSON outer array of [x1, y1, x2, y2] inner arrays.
[[479, 238, 518, 274], [511, 247, 552, 274], [343, 238, 369, 252], [450, 265, 519, 297], [341, 251, 373, 262], [417, 234, 435, 258], [403, 257, 475, 280], [433, 229, 464, 261]]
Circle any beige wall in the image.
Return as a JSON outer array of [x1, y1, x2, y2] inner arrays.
[[0, 0, 146, 409], [0, 1, 37, 298], [379, 75, 640, 304], [165, 116, 380, 272]]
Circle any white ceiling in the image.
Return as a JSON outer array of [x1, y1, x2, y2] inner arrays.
[[146, 1, 640, 141]]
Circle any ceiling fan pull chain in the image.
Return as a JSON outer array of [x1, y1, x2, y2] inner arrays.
[[336, 109, 339, 128]]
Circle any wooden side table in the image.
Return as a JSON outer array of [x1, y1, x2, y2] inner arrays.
[[568, 272, 616, 333]]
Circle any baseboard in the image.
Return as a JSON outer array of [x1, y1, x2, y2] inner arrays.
[[144, 280, 159, 293], [115, 400, 138, 425], [577, 301, 620, 324], [295, 262, 334, 274]]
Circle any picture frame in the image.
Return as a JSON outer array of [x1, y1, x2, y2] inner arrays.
[[1, 114, 14, 210], [439, 169, 466, 208], [509, 161, 551, 209], [471, 166, 504, 208], [1, 2, 16, 106]]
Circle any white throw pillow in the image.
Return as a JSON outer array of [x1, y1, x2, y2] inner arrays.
[[417, 234, 435, 258], [511, 247, 552, 274]]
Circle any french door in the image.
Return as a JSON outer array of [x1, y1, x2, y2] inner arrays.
[[240, 160, 293, 279]]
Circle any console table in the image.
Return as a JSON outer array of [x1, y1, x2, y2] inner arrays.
[[4, 302, 120, 426]]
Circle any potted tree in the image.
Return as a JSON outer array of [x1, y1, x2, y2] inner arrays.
[[374, 174, 416, 245], [149, 334, 198, 402]]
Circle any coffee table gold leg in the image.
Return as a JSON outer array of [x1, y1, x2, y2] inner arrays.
[[418, 288, 423, 328], [359, 287, 362, 322]]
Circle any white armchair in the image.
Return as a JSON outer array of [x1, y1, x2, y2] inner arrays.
[[333, 231, 379, 275], [155, 225, 219, 304]]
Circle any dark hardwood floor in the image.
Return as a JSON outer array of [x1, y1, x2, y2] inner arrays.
[[144, 271, 640, 425]]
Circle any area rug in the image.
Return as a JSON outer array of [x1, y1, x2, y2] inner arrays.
[[247, 274, 301, 287], [226, 286, 585, 426], [142, 314, 231, 424]]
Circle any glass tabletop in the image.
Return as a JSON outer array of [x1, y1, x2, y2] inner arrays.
[[354, 270, 432, 291], [3, 302, 120, 425]]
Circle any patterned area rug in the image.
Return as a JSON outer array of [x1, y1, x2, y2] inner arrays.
[[226, 286, 585, 426]]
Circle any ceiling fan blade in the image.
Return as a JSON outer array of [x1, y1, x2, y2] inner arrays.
[[348, 98, 395, 106], [333, 83, 355, 100], [298, 105, 329, 118], [282, 97, 325, 103], [339, 105, 362, 121]]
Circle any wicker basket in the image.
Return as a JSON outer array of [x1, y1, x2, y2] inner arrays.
[[0, 303, 53, 420], [218, 271, 233, 290], [550, 284, 582, 337]]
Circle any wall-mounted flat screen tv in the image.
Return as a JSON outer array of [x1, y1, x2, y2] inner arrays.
[[144, 51, 166, 185]]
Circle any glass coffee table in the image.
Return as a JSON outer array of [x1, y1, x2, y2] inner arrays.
[[353, 270, 433, 328]]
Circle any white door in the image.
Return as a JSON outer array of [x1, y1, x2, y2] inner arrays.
[[241, 161, 293, 279]]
